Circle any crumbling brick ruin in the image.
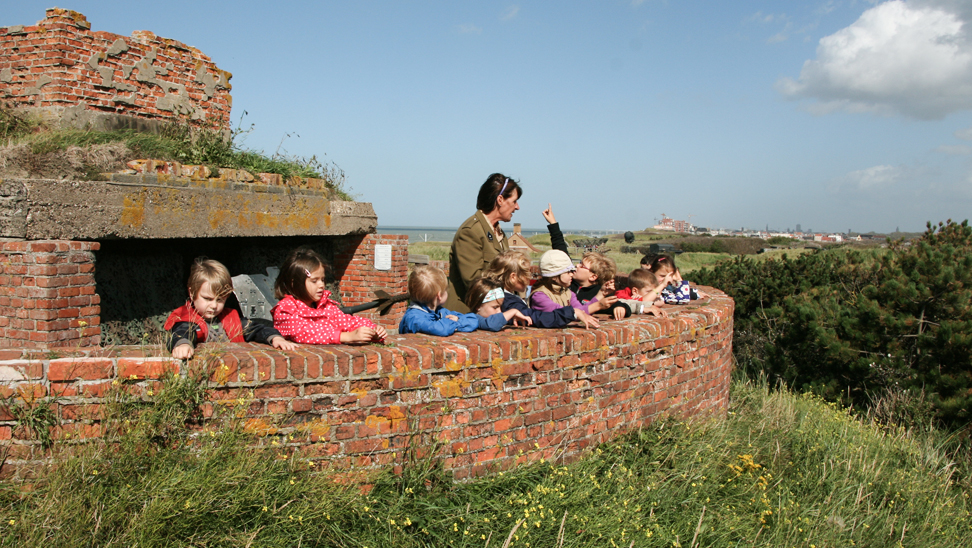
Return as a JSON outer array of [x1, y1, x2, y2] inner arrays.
[[0, 8, 232, 131], [0, 9, 732, 481]]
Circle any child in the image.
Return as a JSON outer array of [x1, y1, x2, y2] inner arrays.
[[530, 250, 614, 316], [483, 250, 599, 329], [165, 257, 298, 359], [614, 269, 668, 317], [646, 254, 708, 304], [272, 248, 387, 344], [400, 265, 481, 336], [570, 251, 630, 320], [464, 277, 534, 331]]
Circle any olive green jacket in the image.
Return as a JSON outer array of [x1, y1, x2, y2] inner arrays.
[[445, 210, 509, 313]]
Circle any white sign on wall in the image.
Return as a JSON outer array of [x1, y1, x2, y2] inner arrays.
[[374, 244, 392, 270]]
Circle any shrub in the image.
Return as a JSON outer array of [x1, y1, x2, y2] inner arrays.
[[694, 220, 972, 427]]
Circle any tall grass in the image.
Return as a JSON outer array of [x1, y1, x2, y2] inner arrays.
[[0, 104, 353, 199], [3, 376, 968, 546]]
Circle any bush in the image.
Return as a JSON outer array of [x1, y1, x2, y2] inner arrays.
[[694, 220, 972, 427], [765, 236, 795, 246]]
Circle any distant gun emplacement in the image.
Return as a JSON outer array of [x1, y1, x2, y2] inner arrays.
[[572, 237, 609, 251], [619, 243, 683, 255]]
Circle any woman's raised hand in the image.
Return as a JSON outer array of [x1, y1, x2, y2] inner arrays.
[[542, 204, 556, 224]]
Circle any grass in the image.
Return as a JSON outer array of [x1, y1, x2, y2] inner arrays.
[[2, 376, 969, 547], [408, 238, 732, 279], [0, 105, 353, 199]]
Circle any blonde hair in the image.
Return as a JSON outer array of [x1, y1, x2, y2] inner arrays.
[[188, 257, 233, 299], [408, 265, 448, 306], [483, 251, 532, 292], [626, 268, 657, 291], [582, 252, 616, 283], [464, 277, 504, 312]]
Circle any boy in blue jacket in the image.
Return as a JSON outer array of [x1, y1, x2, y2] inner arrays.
[[399, 265, 481, 336]]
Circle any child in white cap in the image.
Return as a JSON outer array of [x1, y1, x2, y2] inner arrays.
[[528, 250, 614, 315]]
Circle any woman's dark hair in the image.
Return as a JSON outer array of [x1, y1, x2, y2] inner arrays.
[[274, 247, 326, 302], [476, 173, 522, 213]]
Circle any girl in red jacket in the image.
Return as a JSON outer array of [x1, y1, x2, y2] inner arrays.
[[271, 248, 387, 345]]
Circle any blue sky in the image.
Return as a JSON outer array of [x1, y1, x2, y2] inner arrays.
[[8, 1, 972, 233]]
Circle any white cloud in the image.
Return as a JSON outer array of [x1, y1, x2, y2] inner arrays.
[[768, 22, 794, 43], [830, 164, 907, 192], [748, 11, 780, 24], [777, 0, 972, 119], [956, 127, 972, 139], [456, 24, 482, 35], [501, 5, 520, 21], [936, 144, 972, 154]]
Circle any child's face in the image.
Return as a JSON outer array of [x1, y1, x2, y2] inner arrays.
[[655, 265, 675, 285], [553, 270, 573, 288], [631, 284, 657, 301], [192, 281, 228, 320], [573, 260, 595, 286], [304, 265, 326, 303], [433, 290, 449, 308], [477, 298, 503, 318]]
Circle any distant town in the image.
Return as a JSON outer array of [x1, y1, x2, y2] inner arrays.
[[650, 214, 881, 243], [379, 213, 906, 244]]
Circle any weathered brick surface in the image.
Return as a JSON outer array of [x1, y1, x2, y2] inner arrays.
[[332, 234, 409, 331], [0, 289, 733, 480], [0, 9, 231, 129], [0, 239, 100, 347]]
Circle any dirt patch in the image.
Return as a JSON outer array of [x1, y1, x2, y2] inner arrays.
[[0, 142, 130, 180]]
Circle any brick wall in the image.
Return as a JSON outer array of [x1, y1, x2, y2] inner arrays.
[[0, 8, 231, 128], [0, 239, 100, 348], [0, 289, 733, 480], [332, 234, 409, 331]]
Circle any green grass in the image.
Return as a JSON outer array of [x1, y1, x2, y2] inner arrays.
[[2, 377, 969, 547], [0, 106, 353, 199], [408, 241, 452, 262]]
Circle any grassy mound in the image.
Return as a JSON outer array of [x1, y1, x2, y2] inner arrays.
[[0, 106, 352, 200], [2, 375, 969, 547]]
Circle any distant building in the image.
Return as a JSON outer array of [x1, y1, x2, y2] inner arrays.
[[508, 223, 540, 253], [653, 214, 693, 233]]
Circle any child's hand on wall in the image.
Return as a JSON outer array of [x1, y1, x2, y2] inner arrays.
[[573, 309, 600, 329], [503, 309, 533, 327], [373, 326, 387, 341], [271, 336, 299, 352], [612, 306, 627, 320], [341, 326, 381, 344], [646, 305, 667, 317], [172, 343, 194, 360]]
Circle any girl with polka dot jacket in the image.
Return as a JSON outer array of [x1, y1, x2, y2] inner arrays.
[[271, 247, 387, 345]]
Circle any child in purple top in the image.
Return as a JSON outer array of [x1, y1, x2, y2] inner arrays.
[[529, 250, 614, 314]]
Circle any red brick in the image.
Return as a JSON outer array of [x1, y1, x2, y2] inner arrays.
[[117, 358, 180, 380], [48, 357, 112, 381]]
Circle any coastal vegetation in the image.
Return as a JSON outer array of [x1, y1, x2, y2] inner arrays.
[[0, 104, 352, 199], [2, 374, 968, 547]]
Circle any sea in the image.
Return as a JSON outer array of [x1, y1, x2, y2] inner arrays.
[[377, 226, 621, 243]]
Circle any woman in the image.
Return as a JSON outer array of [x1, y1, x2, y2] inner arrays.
[[444, 173, 522, 312]]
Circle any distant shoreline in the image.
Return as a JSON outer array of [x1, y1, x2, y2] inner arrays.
[[377, 225, 619, 243]]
